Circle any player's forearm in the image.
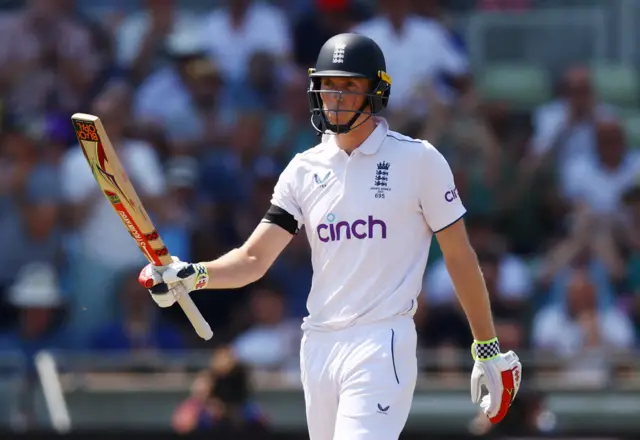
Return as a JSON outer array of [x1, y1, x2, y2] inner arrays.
[[202, 248, 266, 289], [444, 253, 496, 341]]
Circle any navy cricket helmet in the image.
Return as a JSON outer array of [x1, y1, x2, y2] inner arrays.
[[307, 33, 392, 135]]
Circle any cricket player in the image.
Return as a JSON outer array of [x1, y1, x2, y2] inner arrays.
[[139, 33, 522, 440]]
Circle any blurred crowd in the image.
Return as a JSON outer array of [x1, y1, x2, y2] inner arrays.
[[1, 0, 640, 429]]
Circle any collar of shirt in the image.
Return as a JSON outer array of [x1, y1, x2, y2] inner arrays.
[[321, 117, 389, 157]]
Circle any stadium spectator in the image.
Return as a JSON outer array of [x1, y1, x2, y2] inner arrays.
[[172, 347, 269, 436], [232, 284, 301, 370], [115, 0, 202, 85], [0, 263, 68, 356], [133, 30, 235, 153], [200, 0, 291, 82], [351, 0, 470, 130], [530, 66, 617, 179], [0, 0, 100, 119], [292, 0, 364, 69], [0, 122, 63, 330], [561, 120, 640, 215], [532, 265, 635, 386], [89, 269, 185, 352]]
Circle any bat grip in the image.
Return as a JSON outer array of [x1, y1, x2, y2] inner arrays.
[[177, 294, 213, 340], [144, 262, 212, 340], [143, 263, 167, 289]]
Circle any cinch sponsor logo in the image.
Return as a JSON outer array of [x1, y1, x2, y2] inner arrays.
[[444, 187, 459, 202], [317, 213, 387, 242]]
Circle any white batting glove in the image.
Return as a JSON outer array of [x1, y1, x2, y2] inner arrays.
[[137, 256, 209, 308], [470, 338, 522, 424]]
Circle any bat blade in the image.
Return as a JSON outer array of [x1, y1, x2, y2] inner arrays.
[[71, 113, 213, 341]]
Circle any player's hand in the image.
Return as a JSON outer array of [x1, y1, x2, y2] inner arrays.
[[138, 256, 209, 308], [470, 338, 522, 424]]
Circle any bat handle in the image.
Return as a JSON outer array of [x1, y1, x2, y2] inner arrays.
[[142, 264, 166, 289], [143, 262, 212, 340], [177, 294, 214, 340]]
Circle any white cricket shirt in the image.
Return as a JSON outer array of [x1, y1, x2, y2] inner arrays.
[[271, 118, 466, 331]]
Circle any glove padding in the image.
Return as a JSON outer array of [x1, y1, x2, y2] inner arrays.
[[138, 257, 209, 308], [470, 339, 522, 424]]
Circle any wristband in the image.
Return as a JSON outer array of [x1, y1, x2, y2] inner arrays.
[[471, 337, 500, 361], [193, 263, 209, 290]]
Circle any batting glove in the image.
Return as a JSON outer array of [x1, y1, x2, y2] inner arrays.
[[470, 338, 522, 424], [138, 256, 209, 308]]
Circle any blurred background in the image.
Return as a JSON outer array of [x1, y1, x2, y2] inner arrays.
[[0, 0, 639, 438]]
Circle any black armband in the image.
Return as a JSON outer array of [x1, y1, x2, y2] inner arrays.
[[262, 204, 299, 235]]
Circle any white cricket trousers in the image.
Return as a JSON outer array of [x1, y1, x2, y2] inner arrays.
[[300, 316, 418, 440]]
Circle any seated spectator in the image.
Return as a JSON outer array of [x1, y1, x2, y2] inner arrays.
[[232, 284, 301, 370], [270, 232, 313, 319], [532, 266, 635, 386], [538, 210, 626, 297], [200, 111, 277, 222], [351, 0, 469, 129], [0, 263, 69, 360], [172, 347, 269, 436], [420, 248, 529, 361], [292, 0, 364, 69], [89, 270, 185, 352], [263, 68, 318, 164], [561, 120, 640, 216], [0, 122, 62, 330], [424, 216, 532, 308], [232, 165, 282, 243], [115, 0, 202, 84], [530, 66, 617, 178], [133, 31, 235, 153], [228, 51, 279, 111], [0, 0, 100, 119], [159, 155, 202, 262], [200, 0, 291, 81]]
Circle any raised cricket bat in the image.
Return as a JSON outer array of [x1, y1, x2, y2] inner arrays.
[[71, 113, 213, 340]]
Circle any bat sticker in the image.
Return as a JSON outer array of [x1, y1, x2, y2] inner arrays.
[[73, 119, 133, 208], [145, 230, 159, 241], [104, 190, 121, 204]]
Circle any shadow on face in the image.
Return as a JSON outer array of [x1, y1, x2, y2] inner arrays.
[[320, 77, 370, 126]]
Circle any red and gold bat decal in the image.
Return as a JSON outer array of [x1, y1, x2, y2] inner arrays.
[[73, 119, 132, 208]]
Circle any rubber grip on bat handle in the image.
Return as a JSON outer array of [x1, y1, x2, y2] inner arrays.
[[178, 295, 213, 340]]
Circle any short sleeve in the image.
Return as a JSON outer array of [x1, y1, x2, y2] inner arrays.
[[271, 155, 304, 228], [418, 142, 467, 232]]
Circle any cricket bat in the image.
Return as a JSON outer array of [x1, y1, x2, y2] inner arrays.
[[71, 113, 213, 341]]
